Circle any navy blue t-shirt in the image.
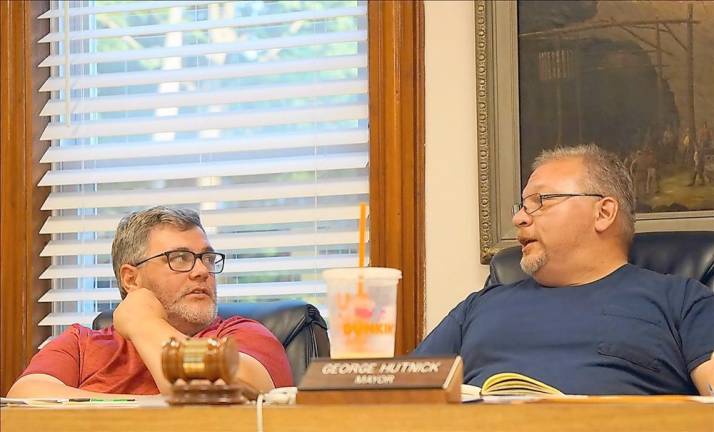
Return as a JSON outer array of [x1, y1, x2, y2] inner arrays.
[[414, 264, 714, 395]]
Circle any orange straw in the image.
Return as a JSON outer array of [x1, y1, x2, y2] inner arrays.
[[357, 202, 367, 296], [358, 202, 367, 268]]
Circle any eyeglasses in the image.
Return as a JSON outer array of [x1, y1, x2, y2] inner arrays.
[[133, 250, 226, 274], [512, 192, 604, 215]]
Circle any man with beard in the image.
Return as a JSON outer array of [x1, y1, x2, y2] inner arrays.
[[8, 207, 292, 397], [414, 144, 714, 395]]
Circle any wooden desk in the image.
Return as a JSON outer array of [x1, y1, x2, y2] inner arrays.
[[2, 399, 713, 432]]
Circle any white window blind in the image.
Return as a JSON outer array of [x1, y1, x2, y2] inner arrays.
[[36, 0, 370, 339]]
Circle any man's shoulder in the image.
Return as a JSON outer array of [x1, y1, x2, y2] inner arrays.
[[199, 315, 271, 336], [622, 263, 693, 285], [213, 315, 262, 325], [36, 323, 115, 354], [427, 279, 536, 337], [454, 278, 533, 313], [480, 277, 534, 296], [617, 264, 712, 297], [65, 323, 111, 338]]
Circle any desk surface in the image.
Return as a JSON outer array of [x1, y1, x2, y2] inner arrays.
[[2, 399, 713, 432]]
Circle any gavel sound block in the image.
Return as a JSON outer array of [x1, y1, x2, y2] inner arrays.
[[161, 336, 257, 405]]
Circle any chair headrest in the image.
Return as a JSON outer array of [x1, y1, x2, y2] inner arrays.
[[217, 300, 327, 348], [488, 231, 714, 288]]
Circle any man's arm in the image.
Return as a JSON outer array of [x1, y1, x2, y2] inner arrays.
[[691, 355, 714, 396], [7, 374, 141, 399], [411, 292, 478, 356], [232, 354, 276, 392], [128, 318, 275, 394], [6, 324, 88, 398], [412, 314, 463, 356], [114, 288, 275, 395], [677, 278, 714, 396]]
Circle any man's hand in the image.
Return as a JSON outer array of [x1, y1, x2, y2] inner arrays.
[[112, 288, 186, 395], [113, 288, 167, 341]]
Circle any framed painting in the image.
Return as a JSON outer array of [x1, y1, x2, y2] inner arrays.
[[476, 0, 714, 264]]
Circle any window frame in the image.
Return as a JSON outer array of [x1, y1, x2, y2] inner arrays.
[[1, 0, 52, 396], [0, 0, 425, 396]]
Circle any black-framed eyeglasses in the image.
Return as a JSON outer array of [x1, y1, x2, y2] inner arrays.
[[133, 250, 226, 274], [512, 192, 605, 215]]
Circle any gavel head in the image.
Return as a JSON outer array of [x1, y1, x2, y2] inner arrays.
[[161, 336, 240, 385]]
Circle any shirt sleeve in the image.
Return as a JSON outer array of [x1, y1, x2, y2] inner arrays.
[[677, 279, 714, 372], [412, 291, 481, 356], [19, 324, 82, 387], [216, 317, 294, 387]]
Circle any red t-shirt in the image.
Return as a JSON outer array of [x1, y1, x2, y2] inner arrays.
[[20, 316, 293, 394]]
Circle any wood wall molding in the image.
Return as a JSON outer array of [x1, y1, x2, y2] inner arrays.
[[368, 1, 426, 354], [0, 0, 50, 396]]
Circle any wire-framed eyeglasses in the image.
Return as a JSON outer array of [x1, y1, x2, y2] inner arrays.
[[133, 250, 226, 274], [512, 192, 605, 215]]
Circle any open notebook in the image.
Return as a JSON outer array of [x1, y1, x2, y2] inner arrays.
[[461, 372, 563, 402], [460, 374, 714, 404]]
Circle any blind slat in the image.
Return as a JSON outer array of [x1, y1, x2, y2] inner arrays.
[[39, 55, 367, 92], [39, 281, 326, 303], [41, 204, 366, 234], [38, 312, 99, 328], [40, 79, 367, 116], [39, 336, 56, 349], [39, 6, 367, 43], [41, 104, 368, 140], [41, 129, 368, 163], [39, 1, 228, 19], [40, 288, 120, 302], [41, 230, 367, 256], [40, 255, 361, 279], [218, 281, 326, 298], [39, 152, 368, 186], [41, 179, 368, 210], [39, 31, 367, 67]]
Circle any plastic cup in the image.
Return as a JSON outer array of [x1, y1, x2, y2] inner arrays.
[[323, 267, 402, 359]]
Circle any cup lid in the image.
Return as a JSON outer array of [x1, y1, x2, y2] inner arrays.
[[322, 267, 402, 280]]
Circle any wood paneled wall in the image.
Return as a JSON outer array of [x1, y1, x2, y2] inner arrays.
[[0, 0, 50, 396]]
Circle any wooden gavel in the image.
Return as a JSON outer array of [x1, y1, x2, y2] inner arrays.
[[161, 336, 254, 404], [162, 336, 240, 384]]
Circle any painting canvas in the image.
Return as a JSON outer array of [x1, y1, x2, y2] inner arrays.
[[518, 0, 714, 212], [475, 0, 714, 263]]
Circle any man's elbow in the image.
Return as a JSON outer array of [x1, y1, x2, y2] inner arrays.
[[236, 354, 276, 393], [6, 374, 67, 398], [7, 375, 35, 397], [691, 356, 714, 396]]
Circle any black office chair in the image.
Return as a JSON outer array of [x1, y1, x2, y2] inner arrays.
[[93, 299, 330, 384], [485, 231, 714, 289]]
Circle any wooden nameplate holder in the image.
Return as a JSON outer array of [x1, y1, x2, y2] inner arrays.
[[297, 356, 463, 404]]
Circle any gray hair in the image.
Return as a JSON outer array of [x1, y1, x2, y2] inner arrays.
[[111, 206, 204, 299], [533, 144, 635, 246]]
